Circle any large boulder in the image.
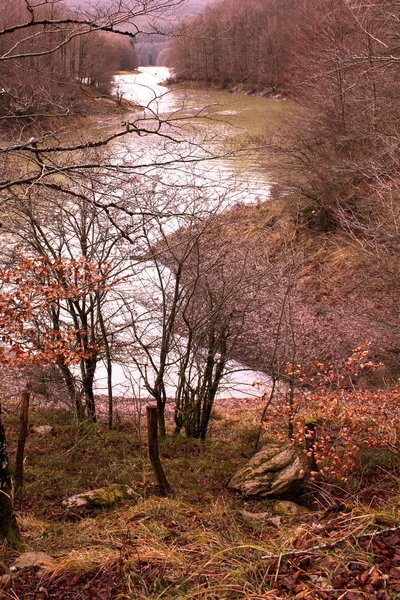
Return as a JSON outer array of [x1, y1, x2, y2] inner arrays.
[[62, 484, 140, 511], [228, 444, 308, 498]]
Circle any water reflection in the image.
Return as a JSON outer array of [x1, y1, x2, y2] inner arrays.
[[114, 67, 273, 205], [94, 68, 272, 403]]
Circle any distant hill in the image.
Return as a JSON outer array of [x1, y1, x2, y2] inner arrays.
[[64, 0, 214, 15], [63, 0, 216, 65], [180, 0, 215, 15], [133, 0, 217, 66]]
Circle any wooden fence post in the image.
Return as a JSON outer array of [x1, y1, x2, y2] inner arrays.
[[15, 391, 30, 499]]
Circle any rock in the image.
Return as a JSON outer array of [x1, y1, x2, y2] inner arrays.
[[269, 516, 282, 528], [11, 552, 53, 571], [240, 510, 282, 528], [31, 426, 54, 435], [62, 484, 140, 511], [240, 510, 271, 521], [228, 443, 308, 498], [274, 501, 310, 516]]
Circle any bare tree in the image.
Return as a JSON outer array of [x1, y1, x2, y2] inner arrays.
[[118, 189, 215, 437], [171, 224, 260, 440], [2, 165, 136, 422]]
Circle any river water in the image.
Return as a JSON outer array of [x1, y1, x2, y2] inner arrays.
[[95, 67, 282, 402], [113, 67, 295, 204]]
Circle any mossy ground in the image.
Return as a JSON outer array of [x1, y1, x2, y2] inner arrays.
[[1, 401, 400, 599]]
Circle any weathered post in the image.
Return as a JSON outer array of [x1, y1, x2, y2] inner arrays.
[[15, 391, 30, 499], [0, 404, 22, 548], [146, 405, 173, 497]]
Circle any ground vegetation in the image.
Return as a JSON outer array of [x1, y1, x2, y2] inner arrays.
[[0, 402, 399, 598], [1, 0, 400, 595]]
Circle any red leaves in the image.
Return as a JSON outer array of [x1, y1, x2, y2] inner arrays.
[[0, 253, 107, 367], [262, 345, 400, 481]]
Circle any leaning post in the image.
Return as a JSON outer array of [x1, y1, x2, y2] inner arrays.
[[0, 403, 23, 548], [15, 391, 30, 499]]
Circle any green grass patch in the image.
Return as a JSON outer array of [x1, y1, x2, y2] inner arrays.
[[1, 403, 400, 599]]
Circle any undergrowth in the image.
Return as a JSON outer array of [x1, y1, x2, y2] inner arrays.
[[1, 401, 400, 599]]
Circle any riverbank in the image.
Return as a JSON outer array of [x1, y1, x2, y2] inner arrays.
[[166, 76, 287, 99], [172, 195, 400, 381], [61, 82, 141, 130]]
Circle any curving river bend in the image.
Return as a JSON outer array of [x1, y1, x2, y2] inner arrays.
[[95, 67, 285, 401], [112, 67, 294, 205]]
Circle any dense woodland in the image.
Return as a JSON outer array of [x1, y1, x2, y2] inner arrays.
[[1, 1, 400, 598], [0, 0, 138, 108], [169, 0, 400, 372]]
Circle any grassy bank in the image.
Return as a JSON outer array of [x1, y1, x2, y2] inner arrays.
[[1, 400, 400, 599]]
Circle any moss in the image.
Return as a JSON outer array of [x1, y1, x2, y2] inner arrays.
[[88, 484, 136, 508], [64, 484, 140, 511], [274, 500, 308, 515]]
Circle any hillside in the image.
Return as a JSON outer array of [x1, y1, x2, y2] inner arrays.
[[166, 0, 400, 379], [65, 0, 216, 65], [188, 197, 399, 383]]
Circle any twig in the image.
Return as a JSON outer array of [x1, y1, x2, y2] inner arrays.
[[261, 525, 400, 560]]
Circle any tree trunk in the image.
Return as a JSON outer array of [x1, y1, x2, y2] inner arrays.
[[82, 357, 97, 422], [157, 401, 166, 439], [146, 405, 173, 496], [106, 358, 113, 430], [15, 391, 30, 499], [0, 407, 22, 548], [96, 291, 113, 430], [58, 363, 84, 422]]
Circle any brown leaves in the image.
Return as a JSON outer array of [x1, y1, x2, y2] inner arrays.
[[6, 566, 125, 600], [263, 345, 400, 482], [0, 253, 108, 367], [262, 528, 400, 599]]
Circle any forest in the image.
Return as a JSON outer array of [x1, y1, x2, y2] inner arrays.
[[169, 0, 400, 372], [1, 0, 400, 599]]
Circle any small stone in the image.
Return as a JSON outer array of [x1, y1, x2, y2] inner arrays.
[[12, 552, 53, 571], [268, 516, 282, 528], [240, 510, 271, 521], [62, 484, 140, 511], [31, 426, 54, 435], [274, 500, 309, 515], [239, 510, 282, 528]]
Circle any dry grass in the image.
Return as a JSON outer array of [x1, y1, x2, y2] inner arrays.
[[2, 403, 400, 598]]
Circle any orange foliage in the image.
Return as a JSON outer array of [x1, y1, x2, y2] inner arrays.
[[262, 345, 399, 482], [0, 253, 106, 366]]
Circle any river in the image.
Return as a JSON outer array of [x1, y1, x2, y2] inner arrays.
[[95, 67, 283, 403], [113, 67, 295, 204]]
